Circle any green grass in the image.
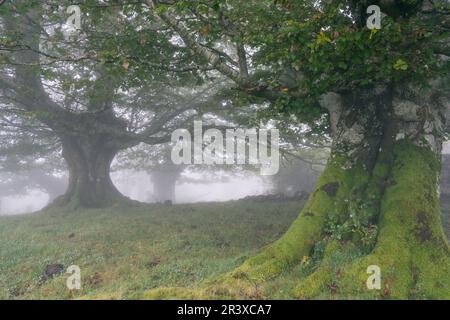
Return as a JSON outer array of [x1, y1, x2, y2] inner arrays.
[[0, 200, 303, 300]]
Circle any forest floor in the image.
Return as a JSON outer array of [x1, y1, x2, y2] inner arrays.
[[0, 200, 303, 300], [1, 197, 448, 300]]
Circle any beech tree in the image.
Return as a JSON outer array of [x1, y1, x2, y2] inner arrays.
[[1, 0, 448, 299], [0, 93, 67, 204], [142, 0, 450, 299], [0, 1, 224, 208]]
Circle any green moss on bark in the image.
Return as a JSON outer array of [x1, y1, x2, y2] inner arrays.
[[293, 141, 449, 299], [142, 142, 449, 300], [143, 156, 370, 299], [225, 155, 368, 280]]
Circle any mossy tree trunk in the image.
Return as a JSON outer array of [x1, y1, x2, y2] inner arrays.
[[199, 84, 450, 299], [144, 84, 449, 299]]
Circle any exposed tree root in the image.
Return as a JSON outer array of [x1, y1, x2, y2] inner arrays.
[[293, 143, 449, 300], [143, 157, 369, 299], [47, 193, 143, 211], [142, 143, 449, 300]]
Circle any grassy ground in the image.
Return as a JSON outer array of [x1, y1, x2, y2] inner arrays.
[[0, 200, 303, 300]]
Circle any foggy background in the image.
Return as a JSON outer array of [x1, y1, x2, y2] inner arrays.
[[1, 141, 448, 216], [0, 158, 310, 215]]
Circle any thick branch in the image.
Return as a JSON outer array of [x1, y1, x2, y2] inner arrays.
[[147, 0, 246, 86]]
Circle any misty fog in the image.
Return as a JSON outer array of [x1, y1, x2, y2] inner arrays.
[[0, 168, 283, 215]]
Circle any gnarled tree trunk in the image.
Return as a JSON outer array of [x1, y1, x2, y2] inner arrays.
[[52, 135, 126, 209], [228, 84, 449, 299], [146, 84, 449, 299]]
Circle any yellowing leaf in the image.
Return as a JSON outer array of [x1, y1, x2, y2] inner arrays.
[[369, 28, 378, 40], [301, 255, 311, 266], [316, 31, 331, 45], [393, 59, 408, 71], [200, 26, 211, 36]]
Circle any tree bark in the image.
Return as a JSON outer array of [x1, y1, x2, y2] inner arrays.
[[154, 84, 449, 299], [230, 87, 450, 299], [51, 135, 126, 209], [151, 170, 180, 203], [441, 154, 450, 240]]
